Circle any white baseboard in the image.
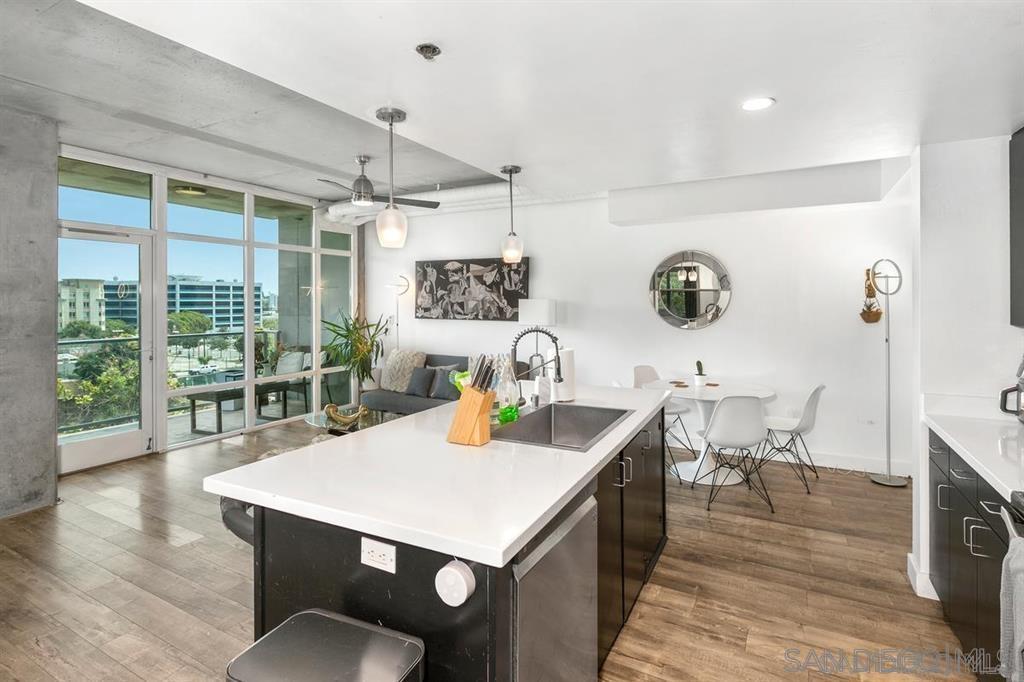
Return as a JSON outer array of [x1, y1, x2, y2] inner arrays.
[[906, 552, 939, 600]]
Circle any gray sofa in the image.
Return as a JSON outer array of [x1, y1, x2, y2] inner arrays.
[[360, 353, 470, 415]]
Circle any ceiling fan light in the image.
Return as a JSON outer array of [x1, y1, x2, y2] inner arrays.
[[376, 206, 408, 248], [501, 233, 523, 264]]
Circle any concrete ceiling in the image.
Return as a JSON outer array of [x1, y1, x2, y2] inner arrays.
[[0, 0, 497, 201], [79, 0, 1024, 197]]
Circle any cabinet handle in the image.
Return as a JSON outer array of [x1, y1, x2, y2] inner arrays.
[[936, 484, 951, 511], [928, 445, 944, 455], [968, 524, 994, 559], [963, 515, 984, 546], [979, 500, 1002, 516], [949, 468, 974, 481], [624, 456, 633, 483], [642, 430, 652, 449], [614, 460, 626, 488]]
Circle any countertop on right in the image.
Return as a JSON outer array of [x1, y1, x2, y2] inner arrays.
[[923, 409, 1024, 500]]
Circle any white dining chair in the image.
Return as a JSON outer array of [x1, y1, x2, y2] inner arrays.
[[633, 365, 695, 484], [762, 385, 825, 493], [694, 395, 772, 512]]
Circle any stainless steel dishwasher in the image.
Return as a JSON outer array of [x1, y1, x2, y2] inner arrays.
[[513, 496, 598, 681]]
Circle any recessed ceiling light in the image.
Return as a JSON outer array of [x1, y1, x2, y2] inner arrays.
[[741, 97, 776, 111], [173, 185, 207, 196]]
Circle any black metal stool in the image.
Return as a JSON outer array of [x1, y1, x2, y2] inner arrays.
[[226, 609, 425, 682]]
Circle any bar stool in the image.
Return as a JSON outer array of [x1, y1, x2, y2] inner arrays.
[[226, 609, 425, 682], [633, 365, 696, 484]]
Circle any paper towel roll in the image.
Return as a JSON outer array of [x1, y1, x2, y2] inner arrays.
[[547, 347, 575, 402]]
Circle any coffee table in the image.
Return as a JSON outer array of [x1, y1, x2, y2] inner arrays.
[[305, 408, 401, 436]]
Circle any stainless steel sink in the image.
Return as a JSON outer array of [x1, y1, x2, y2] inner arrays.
[[490, 403, 634, 452]]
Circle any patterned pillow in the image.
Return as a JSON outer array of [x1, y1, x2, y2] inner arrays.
[[380, 350, 427, 392]]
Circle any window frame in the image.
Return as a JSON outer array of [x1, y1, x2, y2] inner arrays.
[[58, 145, 358, 452]]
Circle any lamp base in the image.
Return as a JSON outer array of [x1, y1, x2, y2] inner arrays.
[[869, 473, 908, 487]]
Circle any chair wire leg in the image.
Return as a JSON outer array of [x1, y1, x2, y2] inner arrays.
[[749, 450, 775, 513], [797, 434, 819, 478], [664, 434, 683, 485], [691, 444, 711, 490]]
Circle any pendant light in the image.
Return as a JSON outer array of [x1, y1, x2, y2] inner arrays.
[[375, 107, 408, 248], [500, 164, 523, 264]]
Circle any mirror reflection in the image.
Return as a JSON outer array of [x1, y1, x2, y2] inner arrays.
[[650, 251, 731, 329]]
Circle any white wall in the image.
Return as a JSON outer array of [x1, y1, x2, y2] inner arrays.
[[920, 136, 1023, 397], [366, 167, 920, 474]]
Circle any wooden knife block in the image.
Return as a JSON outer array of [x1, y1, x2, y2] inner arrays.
[[447, 387, 495, 446]]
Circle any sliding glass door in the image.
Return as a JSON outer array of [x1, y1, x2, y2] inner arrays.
[[57, 233, 154, 472]]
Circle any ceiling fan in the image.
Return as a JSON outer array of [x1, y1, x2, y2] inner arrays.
[[317, 119, 440, 210]]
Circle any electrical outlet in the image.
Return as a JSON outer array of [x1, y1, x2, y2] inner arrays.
[[360, 537, 396, 574]]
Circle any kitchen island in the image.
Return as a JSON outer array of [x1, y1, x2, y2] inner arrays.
[[204, 385, 670, 681]]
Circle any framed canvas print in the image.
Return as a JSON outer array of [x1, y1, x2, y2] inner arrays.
[[414, 258, 529, 320]]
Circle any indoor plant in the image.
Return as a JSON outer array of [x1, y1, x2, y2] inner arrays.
[[322, 314, 390, 389], [694, 360, 707, 387]]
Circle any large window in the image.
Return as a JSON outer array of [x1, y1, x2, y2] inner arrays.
[[57, 152, 357, 458], [58, 157, 151, 228]]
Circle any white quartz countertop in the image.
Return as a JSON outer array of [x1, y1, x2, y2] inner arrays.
[[203, 385, 670, 567], [923, 409, 1024, 500]]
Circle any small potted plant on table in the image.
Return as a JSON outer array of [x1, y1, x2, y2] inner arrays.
[[694, 360, 708, 387]]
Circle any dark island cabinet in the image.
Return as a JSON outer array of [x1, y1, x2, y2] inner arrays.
[[596, 409, 667, 666], [928, 430, 1011, 679]]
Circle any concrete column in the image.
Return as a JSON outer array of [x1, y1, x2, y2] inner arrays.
[[0, 106, 58, 518]]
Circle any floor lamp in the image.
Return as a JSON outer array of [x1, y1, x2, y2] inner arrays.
[[384, 276, 410, 350], [868, 258, 907, 487]]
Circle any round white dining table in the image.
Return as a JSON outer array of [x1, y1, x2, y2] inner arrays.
[[643, 379, 776, 486]]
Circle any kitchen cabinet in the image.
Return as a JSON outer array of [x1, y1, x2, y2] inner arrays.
[[596, 455, 624, 665], [596, 409, 666, 666], [928, 459, 951, 611], [927, 429, 1011, 678], [947, 483, 979, 653]]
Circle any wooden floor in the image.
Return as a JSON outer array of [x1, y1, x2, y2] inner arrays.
[[0, 426, 965, 681]]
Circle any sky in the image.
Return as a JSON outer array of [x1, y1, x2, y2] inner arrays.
[[57, 187, 308, 295]]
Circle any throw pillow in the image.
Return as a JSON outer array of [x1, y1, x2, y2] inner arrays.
[[405, 367, 435, 398], [380, 349, 426, 392], [428, 364, 461, 401]]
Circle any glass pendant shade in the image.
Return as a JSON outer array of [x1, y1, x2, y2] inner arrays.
[[501, 233, 523, 263], [376, 206, 408, 248]]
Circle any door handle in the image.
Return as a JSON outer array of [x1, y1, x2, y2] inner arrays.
[[949, 468, 974, 481], [614, 460, 626, 488], [936, 484, 951, 511], [642, 430, 652, 449], [968, 524, 993, 558], [623, 456, 634, 483], [979, 500, 1002, 516]]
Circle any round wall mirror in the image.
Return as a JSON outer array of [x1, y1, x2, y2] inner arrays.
[[650, 251, 731, 329]]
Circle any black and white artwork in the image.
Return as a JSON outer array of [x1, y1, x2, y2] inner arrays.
[[414, 258, 529, 320]]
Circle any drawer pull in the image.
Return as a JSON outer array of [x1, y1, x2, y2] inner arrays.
[[963, 515, 984, 545], [623, 456, 634, 483], [968, 524, 993, 559], [979, 500, 1002, 516], [928, 446, 944, 455], [936, 484, 951, 511], [642, 430, 652, 450], [614, 460, 626, 488], [949, 468, 974, 481]]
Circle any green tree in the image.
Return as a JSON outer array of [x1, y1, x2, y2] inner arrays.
[[73, 342, 136, 382], [106, 319, 137, 336], [168, 311, 212, 352], [59, 320, 104, 339]]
